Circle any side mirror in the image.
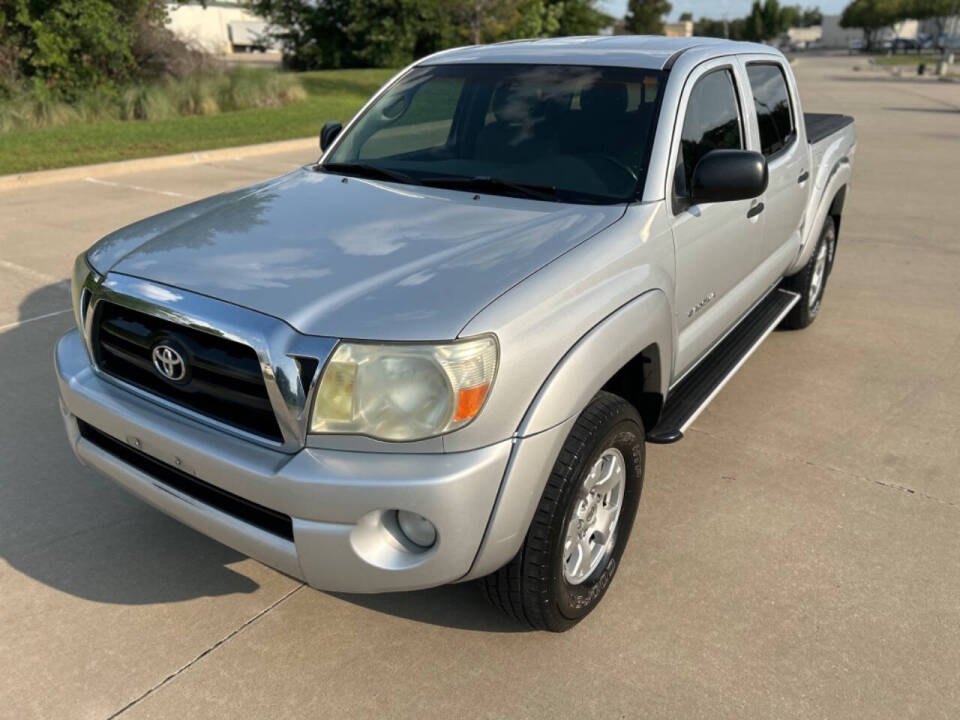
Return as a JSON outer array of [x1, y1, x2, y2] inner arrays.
[[690, 149, 768, 205], [320, 121, 343, 152]]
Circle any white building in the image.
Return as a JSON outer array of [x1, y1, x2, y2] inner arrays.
[[785, 25, 821, 50], [819, 14, 920, 49], [663, 20, 693, 38], [166, 0, 273, 54], [820, 15, 864, 48]]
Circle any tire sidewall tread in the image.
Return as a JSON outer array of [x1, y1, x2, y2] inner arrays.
[[482, 391, 645, 632], [780, 217, 836, 330]]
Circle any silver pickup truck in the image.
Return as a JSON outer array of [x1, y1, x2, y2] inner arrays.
[[57, 36, 855, 631]]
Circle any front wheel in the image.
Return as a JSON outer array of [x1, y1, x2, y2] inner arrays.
[[481, 392, 644, 632], [780, 216, 837, 329]]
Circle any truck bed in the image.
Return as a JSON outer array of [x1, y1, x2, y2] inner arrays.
[[805, 112, 855, 144]]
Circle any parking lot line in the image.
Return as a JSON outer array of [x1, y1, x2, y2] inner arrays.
[[0, 307, 72, 332], [0, 258, 65, 285], [84, 176, 198, 199]]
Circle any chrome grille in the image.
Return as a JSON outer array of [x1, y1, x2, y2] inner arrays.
[[93, 301, 284, 442]]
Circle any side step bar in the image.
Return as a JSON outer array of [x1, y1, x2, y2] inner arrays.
[[647, 288, 800, 444]]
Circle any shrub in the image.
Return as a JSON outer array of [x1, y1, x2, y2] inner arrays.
[[0, 69, 307, 131], [0, 0, 137, 97]]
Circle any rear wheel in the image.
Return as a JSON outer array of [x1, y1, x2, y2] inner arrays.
[[481, 392, 644, 632], [780, 216, 837, 330]]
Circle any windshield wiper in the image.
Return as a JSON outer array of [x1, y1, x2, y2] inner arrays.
[[421, 175, 558, 202], [322, 162, 422, 186]]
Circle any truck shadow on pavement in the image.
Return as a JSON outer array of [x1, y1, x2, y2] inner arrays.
[[330, 584, 533, 633], [0, 283, 259, 604]]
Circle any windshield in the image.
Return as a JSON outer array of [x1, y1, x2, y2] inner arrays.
[[323, 63, 666, 205]]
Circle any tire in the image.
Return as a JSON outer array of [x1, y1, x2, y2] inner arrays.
[[779, 216, 837, 330], [481, 391, 644, 632]]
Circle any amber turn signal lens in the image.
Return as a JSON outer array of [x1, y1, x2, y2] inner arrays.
[[454, 383, 489, 422]]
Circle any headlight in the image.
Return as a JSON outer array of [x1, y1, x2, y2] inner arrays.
[[310, 335, 498, 441]]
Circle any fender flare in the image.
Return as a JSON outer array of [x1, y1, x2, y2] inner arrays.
[[462, 290, 673, 580], [518, 289, 673, 437], [787, 159, 852, 276]]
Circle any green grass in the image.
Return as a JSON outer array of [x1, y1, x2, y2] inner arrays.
[[870, 54, 945, 66], [0, 68, 394, 175]]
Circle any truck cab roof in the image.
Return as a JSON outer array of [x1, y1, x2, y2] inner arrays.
[[421, 35, 780, 71]]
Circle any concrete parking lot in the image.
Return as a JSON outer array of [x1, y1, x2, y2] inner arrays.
[[1, 55, 958, 719]]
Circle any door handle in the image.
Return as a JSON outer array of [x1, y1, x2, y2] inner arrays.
[[747, 202, 764, 219], [797, 170, 810, 184]]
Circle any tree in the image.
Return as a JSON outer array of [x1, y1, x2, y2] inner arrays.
[[624, 0, 672, 34], [249, 0, 360, 69], [840, 0, 908, 50], [780, 3, 801, 28], [744, 1, 765, 40], [678, 11, 693, 20], [778, 4, 821, 29], [549, 0, 613, 36], [251, 0, 615, 71], [694, 15, 747, 39], [909, 0, 960, 48], [694, 17, 726, 36], [802, 7, 823, 25], [0, 0, 198, 99], [744, 0, 790, 41]]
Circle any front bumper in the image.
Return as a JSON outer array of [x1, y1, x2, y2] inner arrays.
[[56, 329, 513, 593]]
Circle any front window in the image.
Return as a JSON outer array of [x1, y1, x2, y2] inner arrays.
[[675, 68, 744, 198], [323, 63, 666, 205]]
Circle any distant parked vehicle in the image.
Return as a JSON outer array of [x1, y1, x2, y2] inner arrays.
[[847, 39, 864, 54], [893, 38, 921, 52]]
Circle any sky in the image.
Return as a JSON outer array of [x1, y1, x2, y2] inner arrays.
[[599, 0, 850, 22]]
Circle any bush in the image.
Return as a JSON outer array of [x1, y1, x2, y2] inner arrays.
[[0, 0, 137, 97], [0, 69, 307, 131], [131, 15, 216, 80]]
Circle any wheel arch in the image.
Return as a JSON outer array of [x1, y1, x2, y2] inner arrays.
[[787, 164, 851, 276], [828, 183, 846, 236], [517, 289, 673, 438], [600, 343, 663, 433]]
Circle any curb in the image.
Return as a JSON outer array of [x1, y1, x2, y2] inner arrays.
[[0, 136, 318, 191]]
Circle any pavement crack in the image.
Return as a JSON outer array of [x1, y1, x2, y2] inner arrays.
[[687, 427, 959, 511], [106, 583, 305, 718]]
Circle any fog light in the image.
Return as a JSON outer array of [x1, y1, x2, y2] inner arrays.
[[396, 510, 437, 548]]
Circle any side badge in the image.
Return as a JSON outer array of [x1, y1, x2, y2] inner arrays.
[[688, 292, 716, 318]]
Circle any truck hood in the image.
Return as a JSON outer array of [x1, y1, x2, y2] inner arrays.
[[89, 168, 624, 340]]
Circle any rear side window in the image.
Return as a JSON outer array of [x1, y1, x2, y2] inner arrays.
[[676, 68, 743, 197], [746, 64, 795, 156]]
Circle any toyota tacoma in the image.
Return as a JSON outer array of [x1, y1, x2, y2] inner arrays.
[[57, 36, 855, 631]]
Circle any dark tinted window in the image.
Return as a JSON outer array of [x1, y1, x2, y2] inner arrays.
[[325, 64, 665, 205], [676, 69, 743, 196], [747, 64, 795, 156], [358, 77, 463, 160]]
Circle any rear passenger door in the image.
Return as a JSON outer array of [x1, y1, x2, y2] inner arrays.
[[741, 59, 808, 279], [669, 61, 764, 376]]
